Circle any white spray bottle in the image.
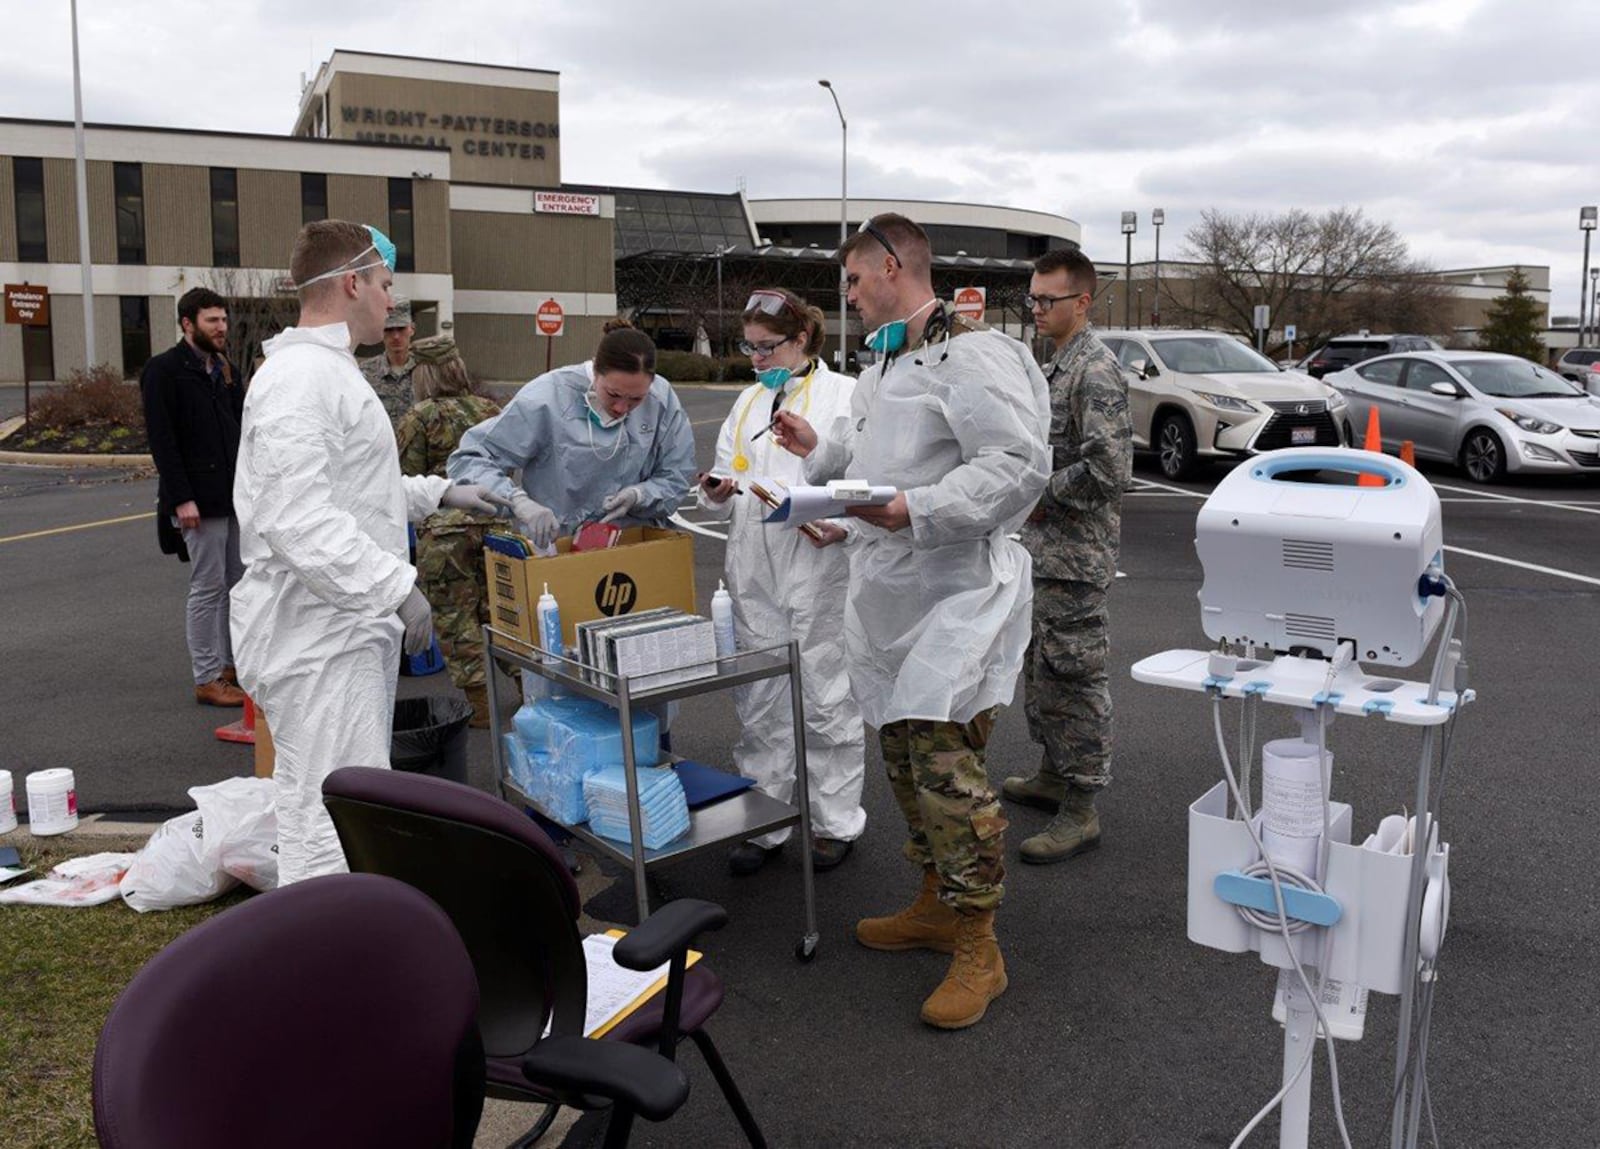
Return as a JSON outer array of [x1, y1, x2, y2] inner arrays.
[[712, 579, 736, 664], [537, 582, 563, 666]]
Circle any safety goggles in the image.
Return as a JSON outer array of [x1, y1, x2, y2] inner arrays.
[[857, 218, 903, 268], [744, 289, 800, 319]]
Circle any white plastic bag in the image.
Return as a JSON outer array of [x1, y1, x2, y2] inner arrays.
[[0, 853, 135, 907], [192, 777, 278, 891], [120, 811, 238, 913]]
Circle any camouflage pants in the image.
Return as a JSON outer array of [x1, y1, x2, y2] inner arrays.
[[1024, 578, 1113, 790], [879, 708, 1006, 912], [416, 524, 491, 690]]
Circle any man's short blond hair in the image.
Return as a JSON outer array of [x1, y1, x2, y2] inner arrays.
[[291, 220, 379, 303]]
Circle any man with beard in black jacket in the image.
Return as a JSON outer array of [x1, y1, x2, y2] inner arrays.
[[140, 287, 248, 707]]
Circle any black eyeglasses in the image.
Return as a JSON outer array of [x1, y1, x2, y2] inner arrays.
[[857, 218, 903, 268], [1026, 291, 1089, 313], [737, 335, 794, 357]]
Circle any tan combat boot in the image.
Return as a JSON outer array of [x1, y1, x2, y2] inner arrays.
[[465, 684, 493, 730], [1001, 770, 1069, 811], [1019, 787, 1101, 864], [920, 910, 1007, 1029], [855, 868, 960, 954]]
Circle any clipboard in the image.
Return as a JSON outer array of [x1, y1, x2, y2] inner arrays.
[[583, 929, 704, 1038], [746, 480, 826, 542]]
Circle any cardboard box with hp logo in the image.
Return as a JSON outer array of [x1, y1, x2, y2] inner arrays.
[[486, 527, 697, 653]]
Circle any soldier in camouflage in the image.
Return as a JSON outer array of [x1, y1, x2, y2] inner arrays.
[[360, 296, 417, 430], [1010, 248, 1134, 864], [395, 335, 504, 728], [774, 214, 1051, 1029]]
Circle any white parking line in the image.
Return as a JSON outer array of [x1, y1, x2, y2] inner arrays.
[[1444, 545, 1600, 587], [1430, 482, 1600, 517]]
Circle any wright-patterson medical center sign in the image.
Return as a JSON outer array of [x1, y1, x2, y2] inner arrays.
[[342, 105, 559, 162]]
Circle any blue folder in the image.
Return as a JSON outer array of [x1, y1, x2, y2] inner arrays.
[[671, 759, 756, 809]]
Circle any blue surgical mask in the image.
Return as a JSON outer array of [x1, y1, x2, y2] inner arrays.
[[586, 391, 625, 430], [364, 224, 398, 271], [756, 366, 792, 390], [864, 298, 938, 356]]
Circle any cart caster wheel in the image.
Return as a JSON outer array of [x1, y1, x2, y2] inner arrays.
[[795, 934, 819, 963]]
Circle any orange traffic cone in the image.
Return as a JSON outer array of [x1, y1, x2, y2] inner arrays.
[[1400, 440, 1416, 467], [1358, 408, 1385, 487], [215, 694, 257, 745]]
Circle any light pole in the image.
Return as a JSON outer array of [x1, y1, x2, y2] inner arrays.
[[71, 0, 95, 370], [1591, 267, 1598, 347], [1580, 207, 1596, 346], [1152, 207, 1165, 327], [819, 80, 847, 368], [1121, 211, 1137, 329], [712, 242, 734, 378]]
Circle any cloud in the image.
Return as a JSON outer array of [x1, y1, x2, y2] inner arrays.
[[4, 0, 1600, 312]]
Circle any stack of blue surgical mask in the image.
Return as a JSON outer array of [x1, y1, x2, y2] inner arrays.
[[507, 697, 661, 825], [584, 764, 691, 849]]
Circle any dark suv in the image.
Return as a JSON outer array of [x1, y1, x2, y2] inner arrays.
[[1303, 334, 1442, 379]]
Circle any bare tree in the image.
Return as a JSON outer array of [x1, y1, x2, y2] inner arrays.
[[200, 268, 301, 383], [1177, 207, 1449, 352]]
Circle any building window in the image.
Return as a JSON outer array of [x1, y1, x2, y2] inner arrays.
[[210, 167, 239, 268], [14, 157, 47, 261], [114, 162, 145, 265], [301, 172, 327, 224], [388, 177, 414, 273], [120, 295, 151, 375]]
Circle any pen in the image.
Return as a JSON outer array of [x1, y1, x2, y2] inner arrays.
[[749, 415, 782, 442]]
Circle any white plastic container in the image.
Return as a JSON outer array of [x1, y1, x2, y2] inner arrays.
[[536, 582, 563, 664], [26, 768, 78, 836], [711, 579, 736, 662], [1260, 737, 1328, 877], [0, 769, 16, 834]]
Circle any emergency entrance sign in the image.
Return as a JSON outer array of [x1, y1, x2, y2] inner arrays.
[[953, 286, 986, 321], [4, 284, 49, 326], [536, 299, 565, 337]]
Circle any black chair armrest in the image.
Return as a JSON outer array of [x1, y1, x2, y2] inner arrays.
[[522, 1036, 689, 1122], [613, 898, 727, 971]]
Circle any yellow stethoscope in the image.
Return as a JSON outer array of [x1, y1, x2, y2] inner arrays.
[[729, 362, 816, 473]]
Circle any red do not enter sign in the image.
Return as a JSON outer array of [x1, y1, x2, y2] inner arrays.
[[536, 299, 565, 337]]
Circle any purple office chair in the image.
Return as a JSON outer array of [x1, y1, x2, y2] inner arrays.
[[92, 873, 486, 1149], [323, 765, 765, 1149]]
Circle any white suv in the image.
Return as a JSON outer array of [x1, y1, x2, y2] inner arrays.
[[1097, 329, 1348, 479], [1555, 348, 1600, 395]]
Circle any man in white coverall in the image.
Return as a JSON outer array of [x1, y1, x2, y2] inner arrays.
[[774, 213, 1049, 1029], [231, 220, 506, 884], [698, 287, 866, 877]]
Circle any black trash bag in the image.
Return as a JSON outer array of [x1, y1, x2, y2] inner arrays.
[[391, 697, 473, 785]]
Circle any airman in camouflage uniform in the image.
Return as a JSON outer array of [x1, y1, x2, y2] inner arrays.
[[395, 341, 503, 726], [1011, 248, 1134, 864], [879, 708, 1006, 911], [360, 297, 417, 430]]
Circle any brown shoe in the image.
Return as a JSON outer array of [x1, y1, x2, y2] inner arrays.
[[219, 665, 239, 687], [196, 678, 247, 707], [465, 684, 492, 730], [920, 910, 1008, 1029], [856, 868, 960, 954]]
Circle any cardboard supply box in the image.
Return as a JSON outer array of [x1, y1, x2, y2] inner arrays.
[[487, 527, 697, 656]]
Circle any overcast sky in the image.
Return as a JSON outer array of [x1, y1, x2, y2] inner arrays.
[[7, 0, 1600, 315]]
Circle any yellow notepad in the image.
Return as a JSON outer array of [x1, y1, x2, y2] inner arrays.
[[583, 928, 703, 1038]]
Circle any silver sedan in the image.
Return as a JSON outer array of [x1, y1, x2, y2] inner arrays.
[[1325, 350, 1600, 483]]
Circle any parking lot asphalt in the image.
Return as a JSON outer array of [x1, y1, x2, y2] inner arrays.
[[2, 381, 1597, 1147]]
